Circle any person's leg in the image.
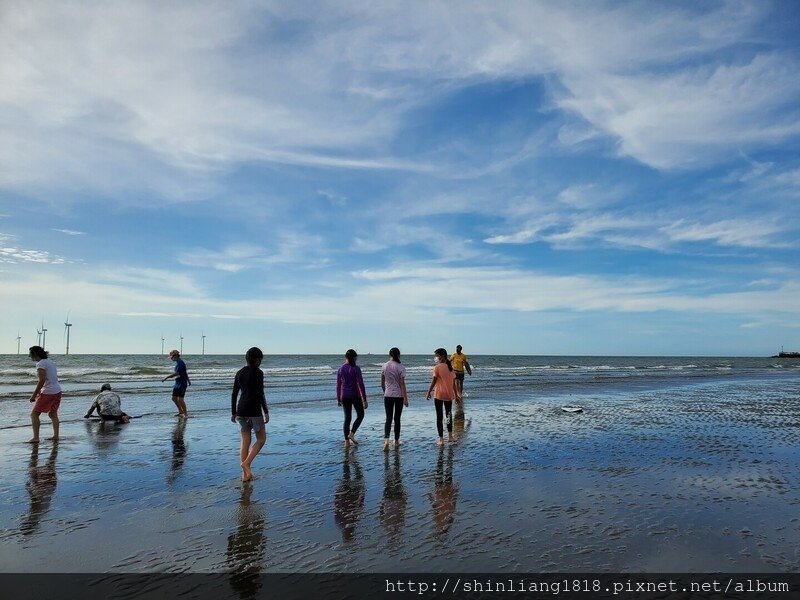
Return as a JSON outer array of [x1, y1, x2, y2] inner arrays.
[[342, 399, 353, 444], [171, 393, 182, 415], [47, 410, 59, 441], [445, 401, 455, 442], [394, 398, 404, 444], [383, 397, 392, 449], [176, 392, 188, 417], [239, 429, 251, 464], [243, 427, 266, 469], [29, 410, 41, 443], [434, 399, 444, 444], [350, 400, 365, 437]]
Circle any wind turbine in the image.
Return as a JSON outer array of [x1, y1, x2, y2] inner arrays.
[[40, 321, 47, 350], [201, 331, 206, 356], [36, 327, 42, 346], [16, 331, 21, 354], [179, 333, 184, 354], [64, 313, 72, 355], [161, 334, 165, 355]]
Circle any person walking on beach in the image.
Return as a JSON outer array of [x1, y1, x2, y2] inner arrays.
[[450, 345, 471, 398], [231, 347, 269, 482], [84, 383, 131, 423], [381, 347, 408, 451], [27, 346, 62, 444], [337, 349, 368, 447], [426, 348, 460, 446], [162, 350, 190, 418]]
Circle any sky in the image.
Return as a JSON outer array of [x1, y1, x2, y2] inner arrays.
[[1, 0, 800, 356]]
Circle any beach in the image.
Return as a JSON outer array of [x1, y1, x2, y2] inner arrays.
[[1, 354, 799, 573]]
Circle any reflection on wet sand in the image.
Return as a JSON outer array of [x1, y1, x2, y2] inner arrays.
[[226, 483, 267, 599], [83, 419, 124, 459], [333, 450, 365, 543], [379, 451, 407, 548], [21, 444, 58, 537], [430, 446, 459, 538], [167, 418, 187, 485]]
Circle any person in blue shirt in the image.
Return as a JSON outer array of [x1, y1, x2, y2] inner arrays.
[[162, 349, 190, 418]]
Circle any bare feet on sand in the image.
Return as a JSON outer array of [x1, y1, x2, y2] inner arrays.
[[383, 439, 390, 452], [25, 439, 40, 444], [395, 440, 402, 449], [437, 438, 444, 447], [344, 439, 351, 447], [241, 463, 253, 482], [448, 436, 457, 444], [348, 432, 358, 445]]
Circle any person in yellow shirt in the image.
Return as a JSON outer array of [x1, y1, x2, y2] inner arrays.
[[450, 345, 471, 396]]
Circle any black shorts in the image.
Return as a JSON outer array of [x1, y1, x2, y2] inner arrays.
[[455, 372, 465, 381], [173, 385, 187, 398]]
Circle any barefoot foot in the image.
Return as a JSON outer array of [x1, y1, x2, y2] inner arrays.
[[348, 432, 358, 445], [25, 439, 40, 444], [436, 438, 444, 447], [241, 463, 253, 481], [383, 439, 389, 452]]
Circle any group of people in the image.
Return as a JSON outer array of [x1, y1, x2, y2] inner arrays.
[[25, 344, 473, 483], [25, 346, 190, 443]]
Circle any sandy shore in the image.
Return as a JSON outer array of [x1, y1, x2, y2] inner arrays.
[[1, 377, 799, 573]]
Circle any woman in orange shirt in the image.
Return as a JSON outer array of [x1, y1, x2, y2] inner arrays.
[[426, 348, 461, 446]]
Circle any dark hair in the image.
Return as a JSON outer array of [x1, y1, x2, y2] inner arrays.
[[245, 347, 264, 366], [389, 347, 401, 363], [434, 348, 452, 371], [345, 349, 358, 366], [101, 383, 112, 391], [29, 345, 48, 360]]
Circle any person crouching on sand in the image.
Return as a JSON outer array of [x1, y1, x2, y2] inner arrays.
[[162, 349, 190, 418], [337, 349, 368, 447], [231, 347, 269, 482], [28, 345, 62, 444], [381, 347, 408, 451], [426, 348, 460, 446], [84, 383, 131, 423]]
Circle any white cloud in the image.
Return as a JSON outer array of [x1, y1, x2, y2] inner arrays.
[[662, 219, 792, 249], [2, 0, 798, 202], [52, 228, 86, 235]]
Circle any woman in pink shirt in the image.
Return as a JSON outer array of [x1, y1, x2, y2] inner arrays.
[[426, 347, 461, 446]]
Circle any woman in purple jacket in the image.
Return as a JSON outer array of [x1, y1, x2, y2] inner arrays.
[[337, 349, 368, 446]]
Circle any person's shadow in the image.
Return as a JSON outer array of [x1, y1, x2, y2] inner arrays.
[[430, 446, 460, 539], [20, 444, 59, 537], [226, 483, 268, 600], [167, 419, 187, 485], [333, 450, 365, 543], [379, 450, 408, 548]]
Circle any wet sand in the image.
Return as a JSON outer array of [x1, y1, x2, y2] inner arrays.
[[1, 377, 799, 573]]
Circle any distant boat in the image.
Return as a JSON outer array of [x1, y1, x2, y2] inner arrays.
[[772, 350, 800, 358]]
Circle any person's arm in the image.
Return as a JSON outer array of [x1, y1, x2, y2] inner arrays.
[[357, 368, 368, 409], [380, 372, 386, 393], [259, 370, 268, 415], [426, 372, 437, 400], [231, 375, 240, 422], [29, 368, 46, 402], [336, 369, 343, 406], [162, 372, 178, 382], [400, 377, 408, 407], [85, 396, 99, 417]]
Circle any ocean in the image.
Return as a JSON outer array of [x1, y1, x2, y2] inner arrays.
[[2, 354, 799, 427]]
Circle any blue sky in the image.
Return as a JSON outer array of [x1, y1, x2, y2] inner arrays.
[[1, 0, 800, 355]]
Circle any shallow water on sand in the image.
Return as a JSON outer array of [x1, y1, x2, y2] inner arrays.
[[1, 376, 799, 573]]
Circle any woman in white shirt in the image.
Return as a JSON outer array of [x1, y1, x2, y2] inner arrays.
[[381, 347, 408, 451], [28, 346, 62, 443]]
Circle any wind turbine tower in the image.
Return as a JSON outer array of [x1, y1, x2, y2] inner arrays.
[[16, 331, 21, 354], [36, 327, 42, 346], [41, 321, 48, 350], [180, 333, 184, 354], [64, 313, 72, 355], [161, 334, 165, 355], [201, 332, 206, 356]]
